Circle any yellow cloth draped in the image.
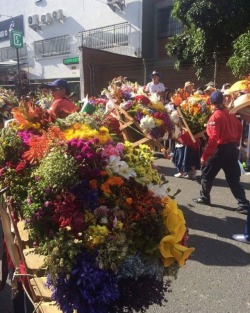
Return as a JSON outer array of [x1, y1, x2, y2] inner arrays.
[[159, 196, 195, 267]]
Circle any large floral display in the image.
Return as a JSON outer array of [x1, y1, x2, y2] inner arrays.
[[102, 77, 174, 141], [0, 95, 194, 312]]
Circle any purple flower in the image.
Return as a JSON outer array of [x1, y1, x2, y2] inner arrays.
[[47, 251, 119, 313]]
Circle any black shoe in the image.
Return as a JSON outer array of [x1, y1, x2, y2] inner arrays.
[[235, 207, 248, 215], [193, 197, 211, 205]]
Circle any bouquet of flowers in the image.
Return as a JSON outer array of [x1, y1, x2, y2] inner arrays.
[[36, 90, 54, 109], [102, 78, 174, 140], [178, 94, 212, 135], [0, 103, 194, 313], [0, 88, 18, 121]]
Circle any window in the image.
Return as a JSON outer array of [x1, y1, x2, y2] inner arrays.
[[34, 35, 70, 59], [157, 7, 182, 38]]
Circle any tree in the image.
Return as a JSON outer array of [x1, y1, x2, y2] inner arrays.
[[227, 30, 250, 77], [166, 0, 250, 78]]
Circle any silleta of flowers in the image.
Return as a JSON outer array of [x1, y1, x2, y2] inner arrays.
[[171, 89, 213, 137], [0, 88, 18, 122], [0, 97, 194, 312], [103, 77, 174, 140]]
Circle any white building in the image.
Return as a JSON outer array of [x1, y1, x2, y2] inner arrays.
[[0, 0, 180, 95]]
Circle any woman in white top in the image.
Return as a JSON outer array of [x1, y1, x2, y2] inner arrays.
[[145, 71, 166, 103]]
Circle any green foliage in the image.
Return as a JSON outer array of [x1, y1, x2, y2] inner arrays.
[[166, 0, 250, 78], [34, 146, 80, 191], [227, 30, 250, 77]]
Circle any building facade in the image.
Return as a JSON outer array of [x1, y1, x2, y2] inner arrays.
[[0, 0, 179, 95]]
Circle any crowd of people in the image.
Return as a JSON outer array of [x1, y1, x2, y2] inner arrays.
[[144, 70, 250, 245]]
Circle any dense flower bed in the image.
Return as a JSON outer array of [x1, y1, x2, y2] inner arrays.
[[0, 97, 194, 312]]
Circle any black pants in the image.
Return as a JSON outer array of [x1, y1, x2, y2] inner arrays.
[[200, 142, 249, 209]]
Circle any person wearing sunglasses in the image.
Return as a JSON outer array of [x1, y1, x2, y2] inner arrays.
[[45, 79, 78, 119]]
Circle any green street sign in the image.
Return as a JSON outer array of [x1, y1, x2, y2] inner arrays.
[[10, 30, 23, 49], [63, 57, 79, 65]]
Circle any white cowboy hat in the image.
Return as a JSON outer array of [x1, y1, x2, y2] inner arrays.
[[230, 93, 250, 114]]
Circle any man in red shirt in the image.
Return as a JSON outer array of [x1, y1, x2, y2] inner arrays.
[[45, 79, 78, 119], [193, 91, 250, 244]]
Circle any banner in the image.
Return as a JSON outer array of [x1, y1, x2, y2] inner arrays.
[[0, 15, 24, 42]]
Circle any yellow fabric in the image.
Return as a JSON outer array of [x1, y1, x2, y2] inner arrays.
[[159, 196, 195, 267]]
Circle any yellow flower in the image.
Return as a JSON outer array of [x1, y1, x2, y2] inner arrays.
[[86, 225, 109, 246], [154, 118, 164, 126]]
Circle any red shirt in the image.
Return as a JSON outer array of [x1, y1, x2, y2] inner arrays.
[[202, 108, 242, 161], [48, 98, 78, 119]]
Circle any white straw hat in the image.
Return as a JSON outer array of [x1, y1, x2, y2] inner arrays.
[[230, 93, 250, 114]]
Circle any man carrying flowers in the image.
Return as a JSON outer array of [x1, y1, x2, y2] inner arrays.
[[193, 91, 250, 244]]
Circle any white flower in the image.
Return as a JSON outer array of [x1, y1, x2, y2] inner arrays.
[[117, 162, 136, 179], [170, 110, 180, 123], [149, 93, 161, 103], [140, 115, 156, 131], [106, 155, 136, 179], [147, 183, 168, 198]]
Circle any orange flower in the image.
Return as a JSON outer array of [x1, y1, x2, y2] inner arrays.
[[23, 134, 50, 163], [89, 179, 97, 189], [101, 182, 111, 194], [126, 198, 133, 204], [106, 176, 124, 186], [101, 176, 124, 194]]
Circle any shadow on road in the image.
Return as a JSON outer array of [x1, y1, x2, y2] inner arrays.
[[178, 205, 250, 266], [188, 234, 250, 266], [157, 163, 250, 191]]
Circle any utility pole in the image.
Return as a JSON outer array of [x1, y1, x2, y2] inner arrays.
[[213, 52, 217, 88]]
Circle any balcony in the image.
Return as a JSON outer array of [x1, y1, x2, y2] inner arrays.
[[78, 22, 141, 57], [0, 44, 28, 63], [34, 35, 70, 59]]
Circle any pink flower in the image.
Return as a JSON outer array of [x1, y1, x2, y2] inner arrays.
[[103, 144, 121, 156]]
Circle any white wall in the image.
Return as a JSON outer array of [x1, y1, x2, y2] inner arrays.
[[0, 0, 142, 81]]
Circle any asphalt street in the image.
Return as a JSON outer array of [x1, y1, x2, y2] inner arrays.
[[147, 157, 250, 313], [0, 157, 249, 313]]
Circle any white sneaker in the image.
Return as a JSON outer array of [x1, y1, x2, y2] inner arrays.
[[232, 234, 250, 244], [174, 172, 183, 178], [184, 174, 197, 180]]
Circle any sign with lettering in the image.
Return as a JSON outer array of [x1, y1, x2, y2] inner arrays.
[[63, 57, 79, 65], [0, 15, 24, 42], [10, 30, 23, 48]]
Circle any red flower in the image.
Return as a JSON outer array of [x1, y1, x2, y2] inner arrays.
[[134, 95, 151, 105]]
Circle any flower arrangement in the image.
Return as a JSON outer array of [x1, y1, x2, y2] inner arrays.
[[0, 103, 194, 312], [36, 90, 54, 109], [178, 94, 212, 135], [0, 88, 18, 122], [103, 78, 174, 140]]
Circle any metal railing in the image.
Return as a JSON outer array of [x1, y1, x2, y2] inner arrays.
[[78, 22, 141, 57], [0, 44, 28, 62], [34, 34, 70, 59]]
